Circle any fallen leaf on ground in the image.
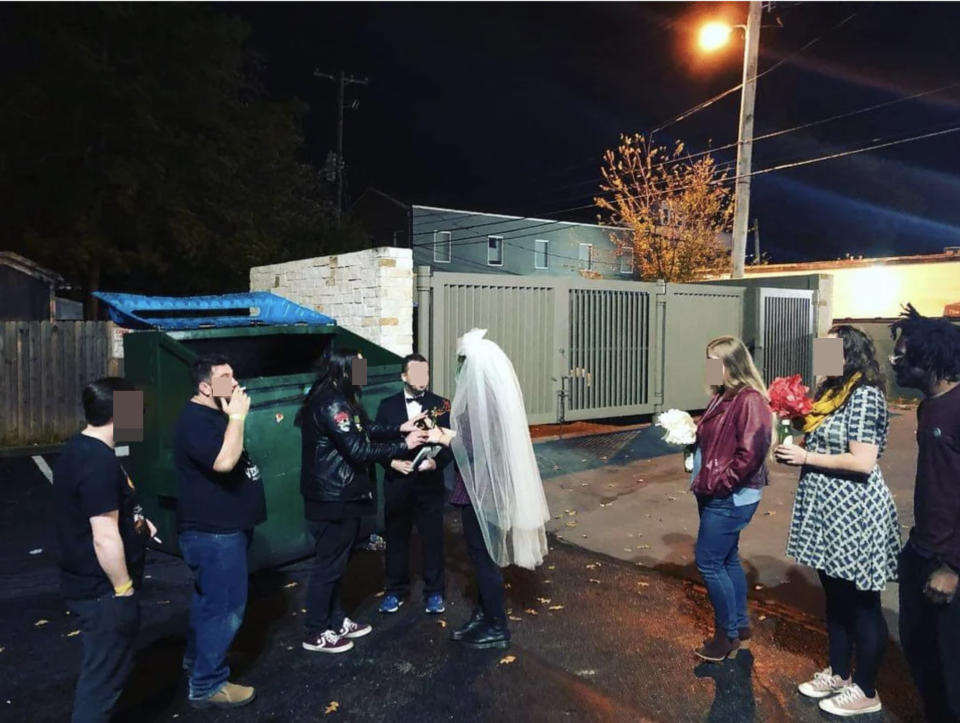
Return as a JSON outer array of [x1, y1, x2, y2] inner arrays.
[[580, 482, 589, 487], [283, 582, 299, 589], [754, 585, 763, 590], [537, 597, 551, 604], [576, 669, 597, 676], [565, 521, 577, 527], [504, 583, 512, 589], [524, 609, 539, 615], [324, 701, 340, 714], [581, 534, 588, 539], [637, 545, 651, 550], [509, 615, 522, 622], [588, 578, 601, 584], [666, 496, 677, 501], [548, 564, 556, 570], [34, 619, 48, 627], [437, 620, 447, 628], [66, 630, 80, 637], [758, 615, 767, 621], [764, 511, 777, 516], [586, 564, 597, 569], [548, 605, 565, 611], [637, 582, 650, 587], [543, 579, 552, 584], [624, 548, 633, 552], [499, 655, 516, 665], [374, 591, 384, 597]]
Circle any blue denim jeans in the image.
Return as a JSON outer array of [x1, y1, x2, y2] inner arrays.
[[179, 530, 251, 700], [695, 495, 758, 639]]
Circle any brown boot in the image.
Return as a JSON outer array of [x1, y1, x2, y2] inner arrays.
[[189, 681, 257, 709], [695, 632, 740, 662]]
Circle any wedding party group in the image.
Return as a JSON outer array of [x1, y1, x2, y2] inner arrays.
[[51, 303, 958, 722]]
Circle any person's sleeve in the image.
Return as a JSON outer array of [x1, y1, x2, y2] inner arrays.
[[77, 454, 121, 518], [181, 416, 223, 472], [846, 385, 887, 448], [373, 399, 399, 471], [710, 392, 772, 495], [435, 405, 455, 471], [322, 399, 408, 466]]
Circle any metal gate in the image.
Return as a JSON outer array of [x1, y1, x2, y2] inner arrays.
[[754, 288, 815, 390], [416, 268, 759, 424]]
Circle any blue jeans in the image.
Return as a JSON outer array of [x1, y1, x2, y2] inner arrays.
[[695, 495, 758, 639], [179, 530, 251, 700]]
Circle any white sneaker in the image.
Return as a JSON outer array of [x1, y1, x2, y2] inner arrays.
[[798, 667, 851, 699], [818, 684, 882, 717], [339, 616, 372, 639]]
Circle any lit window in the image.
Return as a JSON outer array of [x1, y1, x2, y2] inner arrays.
[[620, 246, 634, 274], [434, 231, 452, 263]]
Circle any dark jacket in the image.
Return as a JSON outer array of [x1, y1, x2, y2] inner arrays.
[[375, 390, 454, 484], [299, 391, 408, 506], [692, 386, 772, 498]]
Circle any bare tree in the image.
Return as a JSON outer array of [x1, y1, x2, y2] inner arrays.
[[595, 134, 733, 282]]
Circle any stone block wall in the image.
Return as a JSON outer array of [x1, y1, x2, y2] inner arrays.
[[249, 247, 414, 356]]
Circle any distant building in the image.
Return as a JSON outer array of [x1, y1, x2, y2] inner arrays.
[[349, 189, 635, 280], [0, 251, 79, 321], [707, 246, 960, 321]]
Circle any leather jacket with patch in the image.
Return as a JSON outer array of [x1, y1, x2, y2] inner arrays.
[[299, 391, 408, 505]]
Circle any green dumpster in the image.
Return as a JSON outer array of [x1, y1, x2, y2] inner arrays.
[[93, 292, 404, 571]]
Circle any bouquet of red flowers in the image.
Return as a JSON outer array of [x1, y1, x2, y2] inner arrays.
[[768, 375, 814, 445]]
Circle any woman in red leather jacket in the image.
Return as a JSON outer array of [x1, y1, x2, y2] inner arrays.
[[691, 336, 774, 662]]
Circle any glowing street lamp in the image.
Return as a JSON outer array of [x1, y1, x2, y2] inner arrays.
[[699, 22, 733, 52]]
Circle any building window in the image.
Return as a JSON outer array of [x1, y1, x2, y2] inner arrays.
[[534, 239, 549, 269], [619, 246, 634, 275], [579, 243, 593, 271], [487, 235, 503, 266], [434, 231, 452, 263]]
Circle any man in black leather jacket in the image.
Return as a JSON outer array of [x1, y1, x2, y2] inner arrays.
[[297, 348, 429, 654]]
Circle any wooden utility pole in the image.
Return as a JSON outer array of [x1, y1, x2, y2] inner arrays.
[[314, 69, 369, 228]]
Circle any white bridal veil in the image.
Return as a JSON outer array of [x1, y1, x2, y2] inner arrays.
[[450, 328, 551, 570]]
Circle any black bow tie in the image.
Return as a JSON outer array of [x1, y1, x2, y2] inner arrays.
[[406, 395, 424, 403]]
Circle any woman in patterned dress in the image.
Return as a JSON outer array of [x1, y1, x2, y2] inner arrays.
[[779, 325, 901, 718]]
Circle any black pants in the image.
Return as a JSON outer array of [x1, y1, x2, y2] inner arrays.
[[899, 543, 960, 722], [460, 503, 506, 627], [817, 570, 887, 698], [67, 594, 140, 723], [305, 518, 360, 635], [384, 479, 445, 600]]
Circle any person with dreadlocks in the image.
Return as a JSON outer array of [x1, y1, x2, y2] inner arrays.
[[890, 303, 960, 723]]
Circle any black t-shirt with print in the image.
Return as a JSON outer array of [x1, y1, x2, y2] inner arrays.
[[53, 433, 147, 600], [173, 401, 267, 533]]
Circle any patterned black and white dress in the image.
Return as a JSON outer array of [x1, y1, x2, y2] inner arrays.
[[785, 384, 901, 591]]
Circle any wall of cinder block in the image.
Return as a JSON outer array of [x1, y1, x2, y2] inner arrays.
[[250, 247, 415, 356]]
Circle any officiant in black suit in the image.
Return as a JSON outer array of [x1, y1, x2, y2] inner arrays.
[[375, 353, 453, 615]]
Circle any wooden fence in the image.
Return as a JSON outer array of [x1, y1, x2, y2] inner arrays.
[[0, 321, 120, 447]]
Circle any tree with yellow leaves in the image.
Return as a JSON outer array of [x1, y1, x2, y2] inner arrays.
[[595, 133, 733, 282]]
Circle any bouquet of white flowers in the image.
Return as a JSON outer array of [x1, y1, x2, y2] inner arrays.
[[656, 409, 698, 472]]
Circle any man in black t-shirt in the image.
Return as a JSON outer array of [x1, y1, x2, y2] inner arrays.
[[53, 377, 155, 723], [890, 304, 960, 722], [173, 354, 265, 709]]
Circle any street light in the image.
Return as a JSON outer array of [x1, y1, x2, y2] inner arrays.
[[700, 2, 762, 279]]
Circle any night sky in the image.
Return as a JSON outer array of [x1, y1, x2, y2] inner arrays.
[[228, 2, 960, 263]]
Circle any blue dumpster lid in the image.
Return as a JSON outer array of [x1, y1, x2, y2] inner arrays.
[[92, 291, 336, 330]]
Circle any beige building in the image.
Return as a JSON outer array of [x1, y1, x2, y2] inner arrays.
[[712, 247, 960, 321]]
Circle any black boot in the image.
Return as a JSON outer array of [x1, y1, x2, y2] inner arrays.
[[460, 620, 511, 650], [695, 631, 740, 662], [450, 607, 486, 641]]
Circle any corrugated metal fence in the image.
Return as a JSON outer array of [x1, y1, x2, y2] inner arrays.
[[0, 321, 117, 446]]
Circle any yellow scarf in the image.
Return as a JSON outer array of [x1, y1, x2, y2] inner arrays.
[[802, 372, 862, 434]]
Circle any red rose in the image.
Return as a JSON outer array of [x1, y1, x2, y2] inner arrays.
[[768, 375, 814, 419]]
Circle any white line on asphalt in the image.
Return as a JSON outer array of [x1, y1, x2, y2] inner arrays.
[[32, 455, 53, 484]]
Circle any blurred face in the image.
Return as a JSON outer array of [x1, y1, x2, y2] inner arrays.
[[706, 352, 726, 388], [402, 360, 429, 393], [199, 364, 238, 399]]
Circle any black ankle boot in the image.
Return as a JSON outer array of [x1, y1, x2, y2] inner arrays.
[[450, 608, 486, 641], [695, 631, 740, 662], [460, 620, 511, 649]]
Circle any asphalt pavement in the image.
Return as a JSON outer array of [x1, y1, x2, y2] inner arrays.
[[0, 430, 926, 722]]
